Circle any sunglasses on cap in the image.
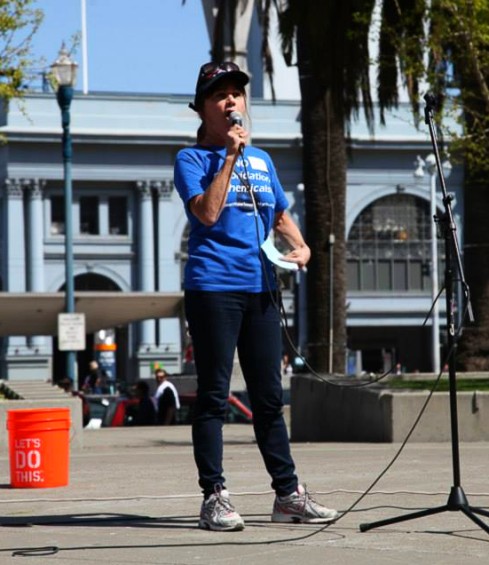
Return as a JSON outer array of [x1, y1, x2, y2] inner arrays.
[[198, 61, 240, 80]]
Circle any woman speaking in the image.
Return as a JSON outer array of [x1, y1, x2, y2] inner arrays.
[[174, 61, 338, 531]]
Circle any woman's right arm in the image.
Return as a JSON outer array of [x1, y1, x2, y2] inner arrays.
[[188, 122, 247, 226], [188, 152, 238, 226]]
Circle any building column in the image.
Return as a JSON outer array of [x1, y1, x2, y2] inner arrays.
[[136, 180, 156, 351], [201, 0, 254, 74], [26, 179, 47, 349], [3, 179, 28, 355], [155, 180, 181, 359]]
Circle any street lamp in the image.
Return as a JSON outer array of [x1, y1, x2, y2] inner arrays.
[[414, 153, 452, 374], [294, 183, 307, 359], [51, 45, 78, 385]]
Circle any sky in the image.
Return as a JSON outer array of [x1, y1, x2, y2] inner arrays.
[[30, 0, 210, 95]]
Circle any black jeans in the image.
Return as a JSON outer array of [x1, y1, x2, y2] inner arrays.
[[185, 290, 298, 498]]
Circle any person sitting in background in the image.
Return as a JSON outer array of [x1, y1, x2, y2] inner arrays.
[[153, 368, 180, 425], [126, 380, 156, 426]]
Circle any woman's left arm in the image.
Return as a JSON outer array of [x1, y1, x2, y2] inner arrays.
[[273, 211, 311, 269]]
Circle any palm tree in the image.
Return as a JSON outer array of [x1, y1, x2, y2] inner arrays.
[[205, 0, 427, 373], [428, 0, 489, 370]]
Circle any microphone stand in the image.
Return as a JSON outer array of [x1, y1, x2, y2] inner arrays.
[[360, 93, 489, 535]]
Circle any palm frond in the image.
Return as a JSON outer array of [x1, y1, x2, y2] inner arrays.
[[378, 0, 401, 123], [257, 0, 276, 101], [378, 0, 426, 125]]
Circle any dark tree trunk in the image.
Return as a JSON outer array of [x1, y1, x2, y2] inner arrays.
[[457, 173, 489, 370], [297, 30, 347, 374], [452, 74, 489, 370]]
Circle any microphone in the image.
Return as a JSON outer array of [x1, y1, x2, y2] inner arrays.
[[229, 111, 245, 154], [228, 111, 243, 127], [424, 92, 438, 111], [424, 92, 439, 125]]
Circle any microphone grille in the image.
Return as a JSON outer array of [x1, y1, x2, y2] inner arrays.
[[229, 111, 243, 127]]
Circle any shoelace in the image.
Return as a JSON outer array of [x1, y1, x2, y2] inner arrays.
[[300, 485, 310, 516], [298, 485, 325, 516], [209, 485, 235, 514], [303, 488, 330, 516], [216, 494, 235, 513]]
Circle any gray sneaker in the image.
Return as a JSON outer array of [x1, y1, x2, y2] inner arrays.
[[199, 487, 245, 531], [272, 484, 339, 524]]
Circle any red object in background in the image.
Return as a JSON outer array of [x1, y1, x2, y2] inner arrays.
[[110, 398, 138, 427], [228, 393, 253, 421], [85, 392, 253, 427]]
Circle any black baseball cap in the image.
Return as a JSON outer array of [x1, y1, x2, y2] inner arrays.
[[189, 61, 249, 111]]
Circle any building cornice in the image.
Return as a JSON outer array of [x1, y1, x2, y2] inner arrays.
[[2, 94, 458, 147]]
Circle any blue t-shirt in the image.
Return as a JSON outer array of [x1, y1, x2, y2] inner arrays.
[[174, 144, 289, 292]]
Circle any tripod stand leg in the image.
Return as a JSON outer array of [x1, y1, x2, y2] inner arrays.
[[360, 488, 489, 534], [360, 505, 448, 533], [470, 507, 489, 519], [461, 507, 489, 534], [359, 97, 489, 538]]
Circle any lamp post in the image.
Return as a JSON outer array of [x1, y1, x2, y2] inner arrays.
[[51, 45, 78, 385], [414, 154, 452, 374], [294, 183, 307, 357], [328, 232, 335, 374]]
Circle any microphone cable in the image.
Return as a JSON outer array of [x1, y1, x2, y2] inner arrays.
[[238, 147, 286, 314], [195, 145, 476, 544], [238, 142, 475, 407], [238, 150, 397, 388], [236, 144, 465, 397]]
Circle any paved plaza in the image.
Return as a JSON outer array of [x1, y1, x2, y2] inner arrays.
[[0, 425, 488, 564]]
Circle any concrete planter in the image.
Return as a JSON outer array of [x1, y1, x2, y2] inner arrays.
[[290, 374, 489, 442]]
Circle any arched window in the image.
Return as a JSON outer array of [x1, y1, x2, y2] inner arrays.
[[347, 194, 444, 292]]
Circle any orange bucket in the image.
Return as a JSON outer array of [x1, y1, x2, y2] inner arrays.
[[7, 407, 70, 488]]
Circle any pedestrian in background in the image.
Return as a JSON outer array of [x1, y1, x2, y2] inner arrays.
[[153, 368, 180, 425], [82, 360, 106, 394]]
